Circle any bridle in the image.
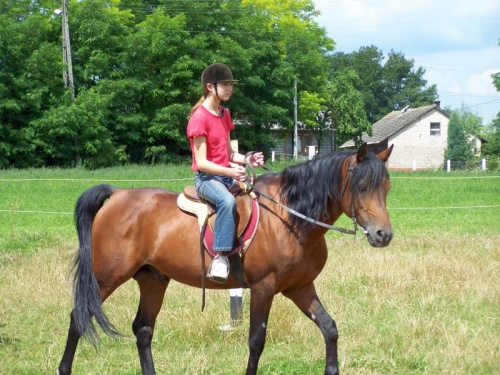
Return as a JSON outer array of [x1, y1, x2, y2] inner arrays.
[[243, 153, 367, 237]]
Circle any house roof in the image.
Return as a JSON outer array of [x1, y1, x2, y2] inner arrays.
[[341, 104, 449, 148]]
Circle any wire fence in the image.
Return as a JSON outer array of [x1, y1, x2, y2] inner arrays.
[[1, 174, 499, 215], [269, 151, 500, 172]]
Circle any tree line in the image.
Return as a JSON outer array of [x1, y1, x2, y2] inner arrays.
[[2, 0, 495, 169]]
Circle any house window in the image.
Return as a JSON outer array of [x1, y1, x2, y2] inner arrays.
[[430, 122, 441, 136]]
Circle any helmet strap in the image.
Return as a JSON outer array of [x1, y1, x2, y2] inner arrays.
[[214, 83, 222, 102], [213, 84, 226, 117]]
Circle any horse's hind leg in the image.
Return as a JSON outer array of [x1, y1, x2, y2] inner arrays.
[[58, 310, 81, 375], [283, 283, 339, 375], [58, 283, 122, 375], [132, 266, 169, 375]]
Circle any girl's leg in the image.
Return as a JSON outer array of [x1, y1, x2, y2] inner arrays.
[[195, 174, 237, 282]]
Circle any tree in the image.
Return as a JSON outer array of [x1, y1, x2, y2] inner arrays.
[[446, 109, 475, 166], [232, 0, 333, 154], [0, 0, 333, 167], [481, 116, 500, 157], [483, 41, 500, 158], [329, 46, 438, 124], [0, 0, 63, 167], [328, 69, 371, 147], [298, 68, 370, 149], [492, 39, 500, 96], [31, 87, 115, 168], [381, 51, 438, 114], [298, 90, 330, 150]]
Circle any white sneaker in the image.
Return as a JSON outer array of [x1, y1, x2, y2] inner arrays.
[[207, 255, 230, 283]]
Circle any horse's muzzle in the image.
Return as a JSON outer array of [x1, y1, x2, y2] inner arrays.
[[366, 226, 393, 247]]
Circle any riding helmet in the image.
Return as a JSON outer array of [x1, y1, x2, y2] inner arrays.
[[201, 63, 238, 86]]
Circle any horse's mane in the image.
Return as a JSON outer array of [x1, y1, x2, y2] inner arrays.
[[278, 150, 389, 235]]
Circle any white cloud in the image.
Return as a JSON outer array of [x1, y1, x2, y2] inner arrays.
[[313, 0, 500, 122], [466, 70, 499, 95]]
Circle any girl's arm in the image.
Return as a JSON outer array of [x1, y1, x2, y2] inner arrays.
[[194, 136, 246, 181], [227, 138, 264, 167]]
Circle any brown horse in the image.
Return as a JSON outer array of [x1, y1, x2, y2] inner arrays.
[[58, 143, 393, 375]]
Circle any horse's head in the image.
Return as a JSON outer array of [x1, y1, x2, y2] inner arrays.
[[345, 143, 393, 247]]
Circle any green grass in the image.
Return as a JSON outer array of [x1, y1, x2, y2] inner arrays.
[[0, 165, 192, 254], [0, 165, 499, 374]]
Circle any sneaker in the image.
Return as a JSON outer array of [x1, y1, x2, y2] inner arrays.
[[207, 255, 230, 283]]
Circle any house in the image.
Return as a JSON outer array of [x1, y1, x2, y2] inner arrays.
[[270, 125, 335, 158], [340, 102, 450, 170]]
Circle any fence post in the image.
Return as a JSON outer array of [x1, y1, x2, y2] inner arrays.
[[447, 160, 451, 172], [230, 288, 243, 323], [307, 145, 316, 160], [271, 150, 275, 163], [482, 158, 487, 171], [228, 141, 243, 325]]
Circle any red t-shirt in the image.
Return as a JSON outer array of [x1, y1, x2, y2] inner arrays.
[[187, 105, 235, 171]]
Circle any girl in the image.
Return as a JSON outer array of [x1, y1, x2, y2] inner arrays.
[[187, 63, 264, 283]]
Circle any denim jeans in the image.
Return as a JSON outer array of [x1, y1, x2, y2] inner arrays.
[[195, 172, 238, 252]]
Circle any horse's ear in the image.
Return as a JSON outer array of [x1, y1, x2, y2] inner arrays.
[[377, 144, 394, 163], [356, 142, 368, 163]]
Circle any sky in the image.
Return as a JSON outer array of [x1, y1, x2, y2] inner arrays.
[[313, 0, 500, 124]]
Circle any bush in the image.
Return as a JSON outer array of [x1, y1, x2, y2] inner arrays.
[[487, 156, 499, 171]]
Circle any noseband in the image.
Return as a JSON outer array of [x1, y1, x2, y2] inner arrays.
[[339, 155, 368, 236]]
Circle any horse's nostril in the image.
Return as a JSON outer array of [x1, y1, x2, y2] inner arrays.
[[377, 229, 391, 241]]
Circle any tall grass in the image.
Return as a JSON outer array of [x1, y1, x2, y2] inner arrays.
[[0, 165, 499, 374]]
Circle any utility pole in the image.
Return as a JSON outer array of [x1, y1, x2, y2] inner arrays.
[[61, 0, 75, 101], [293, 77, 298, 159]]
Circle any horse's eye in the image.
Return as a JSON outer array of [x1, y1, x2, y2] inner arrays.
[[359, 183, 369, 194]]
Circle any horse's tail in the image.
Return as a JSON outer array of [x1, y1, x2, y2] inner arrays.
[[72, 184, 122, 346]]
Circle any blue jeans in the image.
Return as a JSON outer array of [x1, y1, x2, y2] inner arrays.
[[195, 172, 238, 252]]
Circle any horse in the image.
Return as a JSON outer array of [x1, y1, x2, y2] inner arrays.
[[58, 143, 393, 375]]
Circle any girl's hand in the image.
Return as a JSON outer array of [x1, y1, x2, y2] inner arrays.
[[247, 152, 264, 167], [232, 165, 247, 182]]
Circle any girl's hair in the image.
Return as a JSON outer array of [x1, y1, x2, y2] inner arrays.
[[190, 86, 210, 116]]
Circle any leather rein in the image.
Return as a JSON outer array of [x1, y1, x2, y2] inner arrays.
[[244, 153, 367, 237]]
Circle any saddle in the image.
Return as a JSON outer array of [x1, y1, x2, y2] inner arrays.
[[177, 184, 260, 258]]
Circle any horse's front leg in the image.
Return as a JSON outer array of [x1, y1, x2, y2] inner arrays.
[[284, 283, 339, 375], [245, 285, 275, 375]]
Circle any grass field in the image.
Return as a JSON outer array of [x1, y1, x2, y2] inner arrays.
[[0, 164, 499, 374]]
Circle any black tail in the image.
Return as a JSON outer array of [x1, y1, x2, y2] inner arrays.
[[72, 184, 122, 346]]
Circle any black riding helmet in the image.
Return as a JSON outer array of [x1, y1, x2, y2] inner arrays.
[[201, 63, 238, 86], [201, 63, 238, 107]]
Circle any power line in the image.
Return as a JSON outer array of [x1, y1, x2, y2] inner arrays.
[[439, 92, 500, 98], [73, 0, 500, 28], [460, 98, 500, 110], [313, 0, 459, 9], [319, 12, 500, 30]]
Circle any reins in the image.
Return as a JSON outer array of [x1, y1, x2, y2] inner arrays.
[[244, 152, 367, 237]]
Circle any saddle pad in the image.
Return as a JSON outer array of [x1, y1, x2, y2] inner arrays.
[[204, 198, 259, 257], [177, 194, 260, 257]]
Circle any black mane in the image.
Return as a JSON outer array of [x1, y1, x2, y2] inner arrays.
[[278, 150, 389, 235]]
